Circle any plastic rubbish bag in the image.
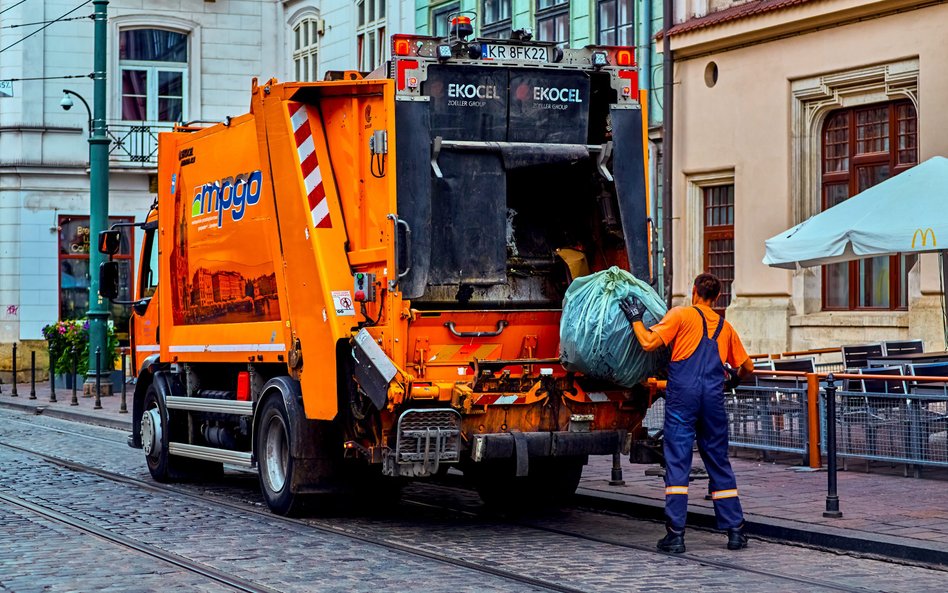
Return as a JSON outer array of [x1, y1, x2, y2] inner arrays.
[[559, 266, 668, 387]]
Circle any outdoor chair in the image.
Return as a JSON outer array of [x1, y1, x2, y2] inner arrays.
[[842, 343, 885, 371], [883, 339, 924, 357], [837, 367, 905, 470], [902, 363, 948, 472]]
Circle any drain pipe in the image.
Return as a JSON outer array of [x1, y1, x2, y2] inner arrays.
[[661, 0, 675, 307]]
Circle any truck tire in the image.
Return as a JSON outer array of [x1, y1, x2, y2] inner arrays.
[[142, 384, 223, 482], [255, 394, 309, 516], [470, 456, 585, 510]]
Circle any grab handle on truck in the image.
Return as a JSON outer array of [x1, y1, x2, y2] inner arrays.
[[444, 320, 508, 338], [386, 214, 412, 291]]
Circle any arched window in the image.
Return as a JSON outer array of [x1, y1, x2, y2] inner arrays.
[[820, 101, 918, 310], [119, 28, 188, 122], [293, 17, 320, 82]]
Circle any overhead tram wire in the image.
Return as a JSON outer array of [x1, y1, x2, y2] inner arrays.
[[1, 15, 90, 29], [0, 72, 91, 82], [0, 0, 28, 16], [0, 0, 90, 54]]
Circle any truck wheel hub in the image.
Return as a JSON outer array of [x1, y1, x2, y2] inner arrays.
[[142, 408, 163, 457]]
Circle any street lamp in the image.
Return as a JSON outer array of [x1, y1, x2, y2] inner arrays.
[[60, 89, 92, 136]]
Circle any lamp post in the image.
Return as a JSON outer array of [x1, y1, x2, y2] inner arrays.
[[86, 0, 112, 397], [60, 90, 92, 137]]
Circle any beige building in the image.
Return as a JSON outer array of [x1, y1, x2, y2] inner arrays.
[[665, 0, 946, 355]]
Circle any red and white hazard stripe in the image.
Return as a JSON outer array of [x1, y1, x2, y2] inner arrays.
[[287, 101, 331, 229]]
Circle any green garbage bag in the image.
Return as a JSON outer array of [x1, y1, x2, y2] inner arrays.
[[559, 266, 668, 387]]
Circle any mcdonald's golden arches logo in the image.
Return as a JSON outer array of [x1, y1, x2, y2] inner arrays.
[[911, 228, 937, 249]]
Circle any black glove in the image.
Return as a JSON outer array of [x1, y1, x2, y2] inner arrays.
[[619, 297, 645, 325], [724, 365, 741, 391]]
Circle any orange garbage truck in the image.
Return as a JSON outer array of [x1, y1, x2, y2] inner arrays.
[[99, 30, 656, 515]]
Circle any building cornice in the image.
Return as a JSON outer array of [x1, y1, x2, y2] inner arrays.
[[668, 0, 944, 59]]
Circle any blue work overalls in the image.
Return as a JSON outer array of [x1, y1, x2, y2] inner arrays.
[[663, 307, 744, 531]]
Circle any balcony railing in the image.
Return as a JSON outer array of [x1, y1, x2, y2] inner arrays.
[[107, 120, 176, 168]]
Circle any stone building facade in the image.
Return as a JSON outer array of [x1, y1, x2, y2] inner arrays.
[[0, 0, 413, 376], [665, 0, 946, 355]]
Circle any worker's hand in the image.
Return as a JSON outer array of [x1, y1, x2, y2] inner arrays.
[[619, 297, 645, 325], [724, 365, 741, 391]]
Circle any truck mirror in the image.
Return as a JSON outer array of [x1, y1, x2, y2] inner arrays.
[[98, 229, 122, 256], [99, 261, 120, 300]]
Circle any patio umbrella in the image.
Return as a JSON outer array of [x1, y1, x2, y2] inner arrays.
[[763, 156, 948, 268], [763, 155, 948, 347]]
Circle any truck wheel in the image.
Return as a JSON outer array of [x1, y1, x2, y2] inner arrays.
[[470, 456, 585, 510], [142, 384, 179, 482], [255, 395, 308, 516], [142, 384, 224, 482]]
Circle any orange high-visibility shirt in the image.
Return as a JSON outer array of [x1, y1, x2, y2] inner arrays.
[[649, 304, 749, 366]]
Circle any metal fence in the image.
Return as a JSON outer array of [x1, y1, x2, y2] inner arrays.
[[108, 121, 175, 167], [823, 388, 948, 468], [728, 381, 809, 455]]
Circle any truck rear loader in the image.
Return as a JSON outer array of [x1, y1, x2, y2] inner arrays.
[[100, 27, 658, 515]]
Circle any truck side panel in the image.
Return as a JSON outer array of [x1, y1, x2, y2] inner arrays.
[[157, 114, 287, 366], [253, 80, 402, 420]]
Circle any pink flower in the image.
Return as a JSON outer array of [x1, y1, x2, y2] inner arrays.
[[59, 326, 66, 334]]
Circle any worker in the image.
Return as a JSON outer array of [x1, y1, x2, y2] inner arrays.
[[620, 272, 754, 553]]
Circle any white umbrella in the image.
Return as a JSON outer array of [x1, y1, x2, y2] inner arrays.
[[764, 156, 948, 269]]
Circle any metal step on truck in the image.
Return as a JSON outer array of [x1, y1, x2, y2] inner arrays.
[[98, 17, 659, 515]]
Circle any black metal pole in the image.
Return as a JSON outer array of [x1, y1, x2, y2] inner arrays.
[[609, 451, 625, 485], [11, 342, 18, 397], [94, 347, 102, 410], [661, 0, 675, 307], [70, 347, 79, 406], [29, 350, 36, 399], [49, 342, 57, 402], [823, 374, 842, 518], [119, 349, 128, 413]]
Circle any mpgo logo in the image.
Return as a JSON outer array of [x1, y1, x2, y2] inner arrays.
[[191, 170, 263, 228]]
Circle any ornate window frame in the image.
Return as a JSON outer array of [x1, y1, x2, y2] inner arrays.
[[790, 58, 919, 313], [684, 169, 735, 289]]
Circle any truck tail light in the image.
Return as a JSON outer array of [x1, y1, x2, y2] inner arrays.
[[236, 371, 250, 401], [396, 59, 419, 90], [394, 38, 410, 56], [617, 49, 633, 66]]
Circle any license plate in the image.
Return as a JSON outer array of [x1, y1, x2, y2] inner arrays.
[[481, 44, 550, 63]]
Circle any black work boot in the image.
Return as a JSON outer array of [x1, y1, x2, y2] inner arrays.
[[657, 528, 686, 553], [726, 524, 748, 550]]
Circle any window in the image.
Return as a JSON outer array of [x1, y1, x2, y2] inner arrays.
[[703, 185, 734, 316], [820, 101, 917, 310], [356, 0, 386, 72], [58, 216, 135, 338], [536, 0, 569, 45], [139, 226, 159, 299], [597, 0, 633, 46], [431, 2, 460, 38], [481, 0, 511, 39], [119, 28, 188, 122], [293, 17, 320, 82]]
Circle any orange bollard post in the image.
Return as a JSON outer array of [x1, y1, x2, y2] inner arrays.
[[806, 373, 821, 469]]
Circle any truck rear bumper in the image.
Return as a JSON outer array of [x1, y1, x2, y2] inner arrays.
[[471, 429, 629, 462]]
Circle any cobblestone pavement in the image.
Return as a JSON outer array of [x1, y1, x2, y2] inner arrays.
[[1, 408, 947, 592]]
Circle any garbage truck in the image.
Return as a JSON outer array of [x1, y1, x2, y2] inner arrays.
[[99, 23, 658, 515]]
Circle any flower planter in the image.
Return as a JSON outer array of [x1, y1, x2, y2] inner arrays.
[[53, 371, 121, 391]]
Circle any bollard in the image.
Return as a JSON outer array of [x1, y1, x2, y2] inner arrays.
[[609, 451, 625, 485], [70, 347, 79, 406], [93, 347, 102, 410], [119, 349, 128, 414], [823, 374, 843, 518], [11, 342, 18, 397], [49, 357, 57, 403], [29, 350, 36, 399]]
